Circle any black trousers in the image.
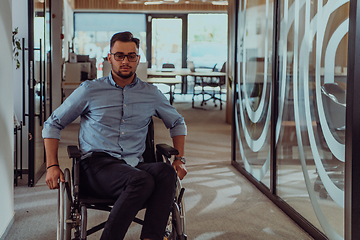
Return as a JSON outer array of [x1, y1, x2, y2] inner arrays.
[[80, 152, 177, 240]]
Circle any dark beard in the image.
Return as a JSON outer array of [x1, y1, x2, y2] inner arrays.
[[114, 70, 135, 79]]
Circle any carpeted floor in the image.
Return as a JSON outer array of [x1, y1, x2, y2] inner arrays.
[[5, 99, 313, 240]]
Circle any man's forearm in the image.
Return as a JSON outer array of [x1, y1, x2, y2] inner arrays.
[[172, 135, 185, 157], [44, 138, 60, 167]]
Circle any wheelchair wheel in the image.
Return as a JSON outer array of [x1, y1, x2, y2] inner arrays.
[[57, 168, 72, 240], [165, 178, 187, 240]]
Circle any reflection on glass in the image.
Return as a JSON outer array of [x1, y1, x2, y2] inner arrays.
[[276, 0, 347, 238]]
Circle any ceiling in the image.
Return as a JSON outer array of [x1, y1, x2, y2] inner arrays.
[[68, 0, 228, 12]]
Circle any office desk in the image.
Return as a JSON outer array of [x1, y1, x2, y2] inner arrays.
[[189, 72, 226, 78], [147, 69, 191, 94], [147, 68, 192, 77], [147, 69, 226, 94], [146, 78, 182, 105]]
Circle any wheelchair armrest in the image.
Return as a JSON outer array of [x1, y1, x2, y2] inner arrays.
[[67, 145, 81, 159], [156, 144, 179, 158]]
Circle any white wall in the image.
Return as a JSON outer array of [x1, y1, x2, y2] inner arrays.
[[0, 0, 15, 238], [12, 0, 28, 121], [51, 0, 63, 110], [12, 0, 29, 169]]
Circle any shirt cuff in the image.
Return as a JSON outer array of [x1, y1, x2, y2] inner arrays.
[[42, 123, 61, 140], [169, 124, 187, 138]]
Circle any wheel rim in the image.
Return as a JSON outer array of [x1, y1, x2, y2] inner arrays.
[[64, 169, 72, 240], [58, 181, 65, 240], [58, 168, 72, 240]]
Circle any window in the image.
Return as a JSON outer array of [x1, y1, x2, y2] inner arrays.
[[74, 13, 146, 77]]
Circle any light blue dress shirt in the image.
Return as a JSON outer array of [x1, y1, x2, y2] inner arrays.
[[42, 73, 187, 166]]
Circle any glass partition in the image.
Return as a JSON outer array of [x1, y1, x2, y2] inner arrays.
[[234, 0, 349, 238], [276, 0, 347, 238], [235, 0, 274, 189]]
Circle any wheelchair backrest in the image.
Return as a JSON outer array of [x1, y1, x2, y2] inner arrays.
[[142, 118, 156, 163]]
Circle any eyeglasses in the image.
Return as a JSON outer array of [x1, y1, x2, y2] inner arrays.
[[110, 52, 139, 62]]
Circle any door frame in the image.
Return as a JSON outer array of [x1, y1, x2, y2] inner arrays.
[[146, 13, 188, 70]]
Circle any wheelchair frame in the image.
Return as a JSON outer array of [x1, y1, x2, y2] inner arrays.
[[57, 144, 187, 240]]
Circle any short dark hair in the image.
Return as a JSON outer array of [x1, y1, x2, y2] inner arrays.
[[110, 31, 140, 50]]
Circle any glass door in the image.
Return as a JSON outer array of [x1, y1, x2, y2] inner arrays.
[[27, 0, 48, 186]]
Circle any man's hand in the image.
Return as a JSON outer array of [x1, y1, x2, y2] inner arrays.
[[172, 160, 187, 180], [45, 166, 65, 189]]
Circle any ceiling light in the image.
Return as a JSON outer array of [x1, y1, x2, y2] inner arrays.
[[145, 0, 162, 4], [144, 1, 163, 4], [212, 0, 228, 5]]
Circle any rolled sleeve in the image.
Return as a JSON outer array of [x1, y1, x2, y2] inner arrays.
[[42, 121, 62, 139], [154, 90, 187, 138], [169, 121, 187, 138]]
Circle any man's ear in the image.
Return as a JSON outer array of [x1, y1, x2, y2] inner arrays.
[[107, 53, 111, 63], [137, 54, 141, 66]]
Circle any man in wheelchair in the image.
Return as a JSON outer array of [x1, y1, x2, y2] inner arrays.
[[42, 31, 187, 240]]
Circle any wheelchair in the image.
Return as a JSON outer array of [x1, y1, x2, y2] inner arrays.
[[57, 120, 187, 240]]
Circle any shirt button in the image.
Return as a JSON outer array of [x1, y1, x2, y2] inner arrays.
[[124, 104, 126, 107], [122, 119, 125, 122], [122, 132, 124, 134]]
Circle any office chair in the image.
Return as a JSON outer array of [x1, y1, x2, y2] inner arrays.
[[192, 62, 226, 110], [313, 82, 345, 199], [157, 63, 180, 104], [162, 63, 176, 70], [57, 120, 187, 240]]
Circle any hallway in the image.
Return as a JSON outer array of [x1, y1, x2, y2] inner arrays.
[[6, 100, 313, 240]]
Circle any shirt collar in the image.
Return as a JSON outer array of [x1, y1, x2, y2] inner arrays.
[[108, 71, 139, 88]]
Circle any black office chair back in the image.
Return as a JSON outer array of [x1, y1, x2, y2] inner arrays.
[[219, 62, 226, 85], [162, 63, 175, 69], [212, 63, 218, 72]]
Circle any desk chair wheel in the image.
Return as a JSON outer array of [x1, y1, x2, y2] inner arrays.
[[58, 168, 72, 240]]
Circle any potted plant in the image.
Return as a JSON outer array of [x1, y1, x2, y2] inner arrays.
[[12, 27, 21, 69]]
